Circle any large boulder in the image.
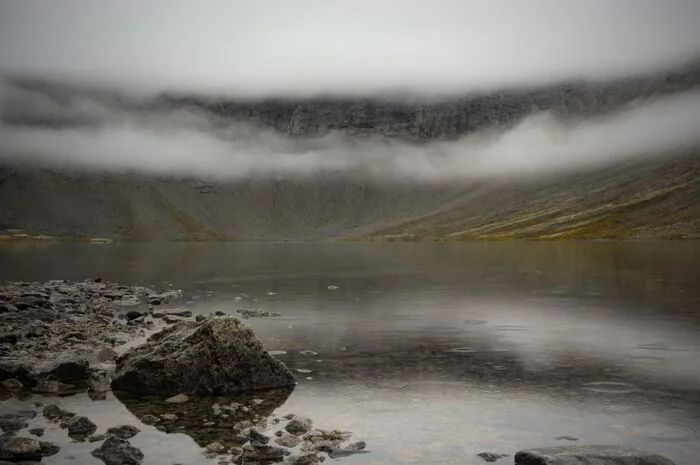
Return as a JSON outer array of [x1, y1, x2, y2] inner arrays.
[[112, 317, 295, 395], [515, 445, 675, 465]]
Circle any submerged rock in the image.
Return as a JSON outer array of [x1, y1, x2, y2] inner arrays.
[[514, 445, 676, 465], [112, 318, 295, 395]]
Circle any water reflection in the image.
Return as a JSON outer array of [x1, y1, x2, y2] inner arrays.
[[1, 242, 700, 464], [115, 388, 293, 448]]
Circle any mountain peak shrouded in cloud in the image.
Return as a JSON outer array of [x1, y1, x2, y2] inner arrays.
[[1, 0, 700, 97]]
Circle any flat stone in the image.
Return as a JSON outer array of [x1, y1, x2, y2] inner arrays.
[[514, 445, 676, 465], [165, 393, 189, 404]]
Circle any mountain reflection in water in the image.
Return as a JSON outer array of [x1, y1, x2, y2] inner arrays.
[[1, 241, 699, 465]]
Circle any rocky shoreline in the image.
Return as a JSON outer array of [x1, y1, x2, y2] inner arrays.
[[0, 280, 680, 465], [0, 279, 367, 464]]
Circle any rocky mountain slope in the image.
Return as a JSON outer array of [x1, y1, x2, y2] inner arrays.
[[1, 61, 699, 241]]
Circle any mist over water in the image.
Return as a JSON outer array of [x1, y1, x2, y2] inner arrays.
[[1, 82, 700, 182]]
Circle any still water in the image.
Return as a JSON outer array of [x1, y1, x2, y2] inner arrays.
[[1, 242, 700, 464]]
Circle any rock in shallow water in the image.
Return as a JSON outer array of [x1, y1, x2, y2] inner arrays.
[[112, 317, 296, 395], [514, 445, 676, 465], [91, 436, 144, 465], [0, 436, 59, 461]]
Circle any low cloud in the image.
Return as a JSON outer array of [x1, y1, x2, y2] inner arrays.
[[1, 82, 699, 182], [1, 1, 700, 97]]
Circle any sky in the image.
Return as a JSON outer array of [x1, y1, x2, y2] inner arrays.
[[0, 0, 699, 181], [1, 0, 700, 96]]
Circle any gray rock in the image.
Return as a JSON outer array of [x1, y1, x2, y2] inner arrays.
[[28, 428, 44, 437], [165, 393, 189, 404], [88, 433, 107, 443], [42, 404, 67, 420], [166, 310, 192, 318], [288, 453, 323, 464], [285, 417, 312, 435], [33, 379, 73, 394], [125, 311, 144, 321], [241, 444, 286, 461], [112, 318, 296, 395], [205, 441, 226, 454], [275, 433, 301, 448], [96, 347, 119, 362], [478, 452, 509, 462], [514, 445, 676, 465], [106, 425, 140, 440], [0, 302, 18, 314], [0, 437, 59, 461], [140, 414, 159, 425], [91, 436, 144, 465], [248, 427, 270, 445], [0, 418, 28, 435], [67, 416, 97, 437], [0, 378, 22, 391]]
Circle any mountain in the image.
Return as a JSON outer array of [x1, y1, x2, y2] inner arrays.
[[1, 61, 699, 242]]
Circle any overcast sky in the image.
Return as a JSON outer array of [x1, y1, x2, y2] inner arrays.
[[1, 0, 700, 96]]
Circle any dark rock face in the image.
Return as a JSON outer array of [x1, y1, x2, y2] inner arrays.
[[91, 436, 143, 465], [112, 317, 295, 395], [515, 445, 676, 465]]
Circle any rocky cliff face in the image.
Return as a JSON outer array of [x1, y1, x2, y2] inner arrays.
[[162, 60, 700, 141], [5, 60, 700, 141]]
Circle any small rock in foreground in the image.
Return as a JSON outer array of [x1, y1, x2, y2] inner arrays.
[[91, 436, 144, 465], [112, 318, 295, 395], [285, 416, 313, 435], [0, 436, 60, 462], [478, 451, 509, 462], [106, 425, 140, 440], [514, 445, 676, 465], [165, 393, 189, 404]]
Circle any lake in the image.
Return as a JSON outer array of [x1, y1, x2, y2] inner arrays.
[[1, 241, 699, 465]]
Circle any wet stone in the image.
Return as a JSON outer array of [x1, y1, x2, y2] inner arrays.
[[478, 452, 509, 462], [285, 417, 313, 435], [0, 436, 60, 461], [165, 393, 189, 404], [140, 414, 159, 425], [106, 425, 140, 440], [241, 444, 286, 462], [91, 435, 144, 465], [275, 433, 301, 448], [67, 416, 98, 437], [1, 378, 23, 392], [206, 441, 226, 454]]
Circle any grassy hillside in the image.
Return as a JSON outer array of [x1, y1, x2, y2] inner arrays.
[[1, 151, 698, 242]]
